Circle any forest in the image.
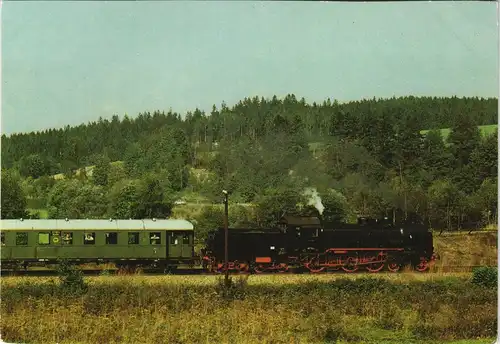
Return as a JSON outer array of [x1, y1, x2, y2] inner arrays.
[[1, 94, 498, 237]]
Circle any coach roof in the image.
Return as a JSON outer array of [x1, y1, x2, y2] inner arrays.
[[0, 219, 194, 231]]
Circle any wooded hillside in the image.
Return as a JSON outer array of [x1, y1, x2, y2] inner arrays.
[[1, 95, 497, 233]]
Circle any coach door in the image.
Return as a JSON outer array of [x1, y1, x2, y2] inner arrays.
[[168, 232, 192, 258]]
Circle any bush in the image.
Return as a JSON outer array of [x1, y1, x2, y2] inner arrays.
[[472, 266, 497, 288], [214, 275, 248, 301], [56, 259, 88, 294]]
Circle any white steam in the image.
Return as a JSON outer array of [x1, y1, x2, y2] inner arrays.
[[303, 187, 325, 215]]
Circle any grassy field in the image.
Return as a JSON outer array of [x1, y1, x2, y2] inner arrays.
[[1, 273, 496, 344], [420, 124, 498, 140]]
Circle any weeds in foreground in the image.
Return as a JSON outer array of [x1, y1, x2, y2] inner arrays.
[[471, 266, 497, 288], [1, 274, 496, 344], [215, 274, 249, 301], [56, 259, 88, 294]]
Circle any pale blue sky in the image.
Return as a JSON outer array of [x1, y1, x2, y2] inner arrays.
[[1, 2, 498, 135]]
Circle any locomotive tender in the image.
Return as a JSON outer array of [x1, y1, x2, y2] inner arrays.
[[0, 215, 435, 273]]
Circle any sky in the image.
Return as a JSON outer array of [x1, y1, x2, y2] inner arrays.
[[1, 2, 498, 135]]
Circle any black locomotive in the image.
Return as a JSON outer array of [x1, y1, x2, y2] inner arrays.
[[202, 215, 435, 273]]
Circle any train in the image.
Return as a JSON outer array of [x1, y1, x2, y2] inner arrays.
[[202, 215, 435, 273], [0, 214, 436, 273]]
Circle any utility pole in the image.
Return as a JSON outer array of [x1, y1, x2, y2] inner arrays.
[[222, 190, 229, 287]]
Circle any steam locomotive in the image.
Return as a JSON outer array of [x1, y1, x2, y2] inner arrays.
[[1, 214, 435, 274], [202, 215, 436, 273]]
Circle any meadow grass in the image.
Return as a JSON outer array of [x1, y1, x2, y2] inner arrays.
[[420, 124, 498, 140], [432, 231, 497, 269], [1, 273, 496, 344], [27, 208, 49, 219]]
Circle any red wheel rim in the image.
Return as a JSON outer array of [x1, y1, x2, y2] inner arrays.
[[216, 263, 226, 274], [305, 257, 325, 273], [366, 253, 385, 273], [342, 257, 359, 273], [388, 263, 401, 272], [416, 258, 429, 272], [277, 263, 289, 273], [366, 262, 385, 273], [254, 264, 265, 274]]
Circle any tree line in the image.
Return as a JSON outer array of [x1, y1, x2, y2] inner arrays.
[[1, 95, 497, 234]]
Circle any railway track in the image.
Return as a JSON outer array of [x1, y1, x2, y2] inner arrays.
[[0, 265, 492, 277]]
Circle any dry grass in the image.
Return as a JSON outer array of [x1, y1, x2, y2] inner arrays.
[[1, 273, 496, 344], [433, 231, 497, 269]]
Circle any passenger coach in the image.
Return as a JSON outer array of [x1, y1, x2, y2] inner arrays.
[[0, 219, 195, 271]]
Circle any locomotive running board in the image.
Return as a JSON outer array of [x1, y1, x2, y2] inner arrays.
[[255, 257, 272, 263], [326, 248, 405, 253]]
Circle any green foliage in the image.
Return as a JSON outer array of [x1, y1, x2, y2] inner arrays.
[[254, 185, 309, 227], [47, 179, 106, 219], [32, 176, 56, 201], [447, 113, 482, 168], [17, 154, 55, 179], [107, 179, 138, 218], [0, 95, 498, 228], [471, 266, 497, 288], [92, 154, 111, 186], [56, 259, 88, 294], [107, 173, 174, 219], [320, 189, 351, 222], [1, 169, 28, 219], [192, 204, 256, 243], [469, 131, 498, 190], [107, 162, 128, 186]]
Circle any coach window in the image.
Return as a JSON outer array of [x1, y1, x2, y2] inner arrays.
[[106, 232, 118, 245], [182, 234, 190, 245], [62, 232, 73, 245], [16, 233, 28, 246], [170, 234, 178, 245], [1, 232, 5, 246], [38, 232, 50, 245], [150, 232, 161, 245], [84, 232, 95, 245], [128, 232, 139, 245]]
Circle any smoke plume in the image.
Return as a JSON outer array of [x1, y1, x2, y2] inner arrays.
[[303, 187, 325, 215]]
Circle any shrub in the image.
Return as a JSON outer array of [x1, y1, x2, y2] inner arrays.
[[56, 259, 88, 294], [472, 266, 498, 288], [214, 274, 248, 301]]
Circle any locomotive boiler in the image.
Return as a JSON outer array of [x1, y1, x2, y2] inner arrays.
[[202, 215, 435, 274]]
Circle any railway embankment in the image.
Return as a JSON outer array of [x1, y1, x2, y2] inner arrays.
[[432, 230, 497, 271]]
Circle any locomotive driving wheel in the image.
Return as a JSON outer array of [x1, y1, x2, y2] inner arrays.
[[365, 253, 385, 273], [277, 263, 289, 273], [415, 258, 429, 272], [253, 264, 266, 274], [341, 256, 359, 273], [305, 256, 326, 273], [238, 263, 250, 273], [387, 262, 401, 272]]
